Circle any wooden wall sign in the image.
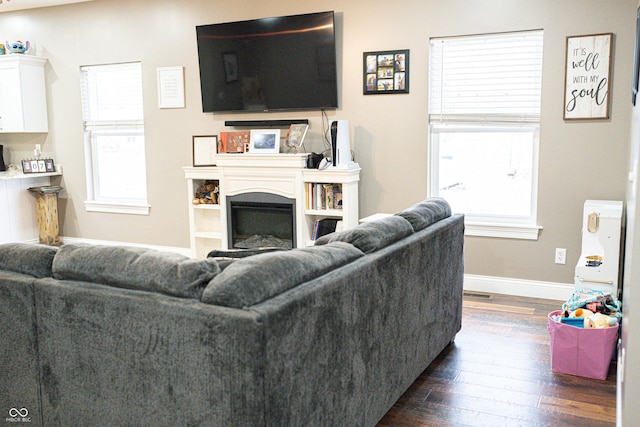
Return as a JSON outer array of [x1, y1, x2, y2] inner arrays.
[[564, 33, 613, 120]]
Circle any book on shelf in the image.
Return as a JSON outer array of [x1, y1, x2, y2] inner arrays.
[[311, 218, 340, 240], [306, 183, 343, 210]]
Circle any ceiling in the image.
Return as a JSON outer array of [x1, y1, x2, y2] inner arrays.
[[0, 0, 94, 13]]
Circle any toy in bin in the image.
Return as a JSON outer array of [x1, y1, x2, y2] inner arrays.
[[547, 289, 621, 380]]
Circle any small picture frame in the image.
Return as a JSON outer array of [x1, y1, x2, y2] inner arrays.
[[285, 124, 309, 149], [363, 49, 410, 94], [192, 135, 218, 166], [21, 160, 32, 174], [219, 131, 250, 153], [21, 158, 55, 173], [249, 129, 281, 154]]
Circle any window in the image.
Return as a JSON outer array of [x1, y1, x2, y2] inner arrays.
[[80, 62, 149, 215], [428, 30, 543, 239]]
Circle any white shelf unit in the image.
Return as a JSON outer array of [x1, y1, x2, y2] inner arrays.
[[302, 167, 360, 246], [0, 55, 48, 133], [184, 159, 360, 257], [184, 167, 222, 258]]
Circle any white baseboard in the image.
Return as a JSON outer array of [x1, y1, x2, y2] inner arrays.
[[60, 237, 192, 257], [464, 274, 575, 301]]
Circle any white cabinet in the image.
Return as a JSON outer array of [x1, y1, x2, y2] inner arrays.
[[0, 174, 55, 243], [0, 55, 48, 133]]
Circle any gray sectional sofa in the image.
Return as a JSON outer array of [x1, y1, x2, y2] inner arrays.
[[0, 198, 464, 427]]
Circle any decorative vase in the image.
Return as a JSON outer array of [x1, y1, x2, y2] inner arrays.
[[0, 145, 6, 172]]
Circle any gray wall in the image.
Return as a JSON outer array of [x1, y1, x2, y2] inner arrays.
[[0, 0, 636, 288]]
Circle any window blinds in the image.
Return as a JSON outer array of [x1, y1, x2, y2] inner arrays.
[[80, 62, 144, 124], [429, 30, 543, 123]]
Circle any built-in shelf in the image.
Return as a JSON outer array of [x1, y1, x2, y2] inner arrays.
[[184, 157, 360, 257]]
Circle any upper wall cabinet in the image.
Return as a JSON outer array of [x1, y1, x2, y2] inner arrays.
[[0, 55, 48, 133]]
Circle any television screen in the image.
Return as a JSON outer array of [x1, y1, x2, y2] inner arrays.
[[196, 11, 338, 113]]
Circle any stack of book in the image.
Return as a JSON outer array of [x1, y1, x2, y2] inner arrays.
[[306, 183, 342, 210]]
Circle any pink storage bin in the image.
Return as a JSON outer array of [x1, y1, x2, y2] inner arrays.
[[547, 310, 618, 380]]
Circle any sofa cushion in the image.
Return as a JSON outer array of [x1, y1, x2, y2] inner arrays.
[[395, 197, 451, 232], [327, 215, 414, 254], [0, 243, 57, 278], [201, 242, 364, 308], [52, 244, 220, 299], [207, 247, 287, 259]]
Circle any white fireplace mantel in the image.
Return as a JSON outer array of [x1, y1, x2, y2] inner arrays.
[[184, 154, 360, 257]]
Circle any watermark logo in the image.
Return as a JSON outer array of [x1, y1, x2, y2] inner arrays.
[[5, 408, 31, 423]]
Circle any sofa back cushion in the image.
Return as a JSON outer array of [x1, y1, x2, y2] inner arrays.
[[326, 215, 414, 253], [202, 242, 364, 308], [52, 244, 220, 299], [0, 243, 57, 278], [395, 197, 451, 232]]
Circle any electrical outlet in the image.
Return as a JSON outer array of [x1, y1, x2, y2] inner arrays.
[[555, 248, 567, 265]]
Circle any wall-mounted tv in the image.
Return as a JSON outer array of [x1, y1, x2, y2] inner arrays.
[[196, 11, 338, 113]]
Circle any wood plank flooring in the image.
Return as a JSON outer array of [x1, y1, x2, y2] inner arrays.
[[378, 293, 617, 426]]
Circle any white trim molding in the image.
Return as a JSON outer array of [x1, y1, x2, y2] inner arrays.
[[464, 274, 574, 301], [465, 221, 543, 240], [84, 200, 150, 215]]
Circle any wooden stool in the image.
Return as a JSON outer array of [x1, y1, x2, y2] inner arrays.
[[27, 186, 63, 245]]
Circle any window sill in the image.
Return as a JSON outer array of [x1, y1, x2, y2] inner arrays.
[[465, 221, 542, 240], [84, 200, 150, 215]]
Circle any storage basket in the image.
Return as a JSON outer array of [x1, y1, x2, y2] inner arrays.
[[547, 310, 618, 380]]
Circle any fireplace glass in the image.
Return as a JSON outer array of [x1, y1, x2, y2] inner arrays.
[[227, 192, 296, 249]]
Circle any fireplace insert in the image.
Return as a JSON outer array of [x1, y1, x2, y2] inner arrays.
[[227, 192, 296, 249]]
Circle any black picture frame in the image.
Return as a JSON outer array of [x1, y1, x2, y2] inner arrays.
[[44, 158, 55, 172], [21, 158, 55, 173], [363, 49, 409, 94], [21, 160, 32, 174]]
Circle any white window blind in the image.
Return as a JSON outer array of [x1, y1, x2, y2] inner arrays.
[[80, 62, 149, 215], [81, 62, 144, 124], [429, 30, 543, 123], [428, 30, 544, 239]]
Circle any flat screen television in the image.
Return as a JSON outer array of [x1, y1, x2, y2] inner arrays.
[[196, 11, 338, 113]]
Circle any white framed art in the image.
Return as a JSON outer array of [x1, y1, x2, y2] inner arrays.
[[249, 129, 281, 154], [564, 33, 613, 120], [157, 66, 185, 109], [192, 135, 218, 166]]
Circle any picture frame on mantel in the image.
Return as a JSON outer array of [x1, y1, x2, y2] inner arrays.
[[563, 33, 613, 120], [192, 135, 218, 167], [249, 129, 281, 154]]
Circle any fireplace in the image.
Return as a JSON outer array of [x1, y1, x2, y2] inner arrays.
[[227, 192, 296, 249]]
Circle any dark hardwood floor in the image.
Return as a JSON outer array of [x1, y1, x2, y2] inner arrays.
[[378, 293, 617, 426]]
